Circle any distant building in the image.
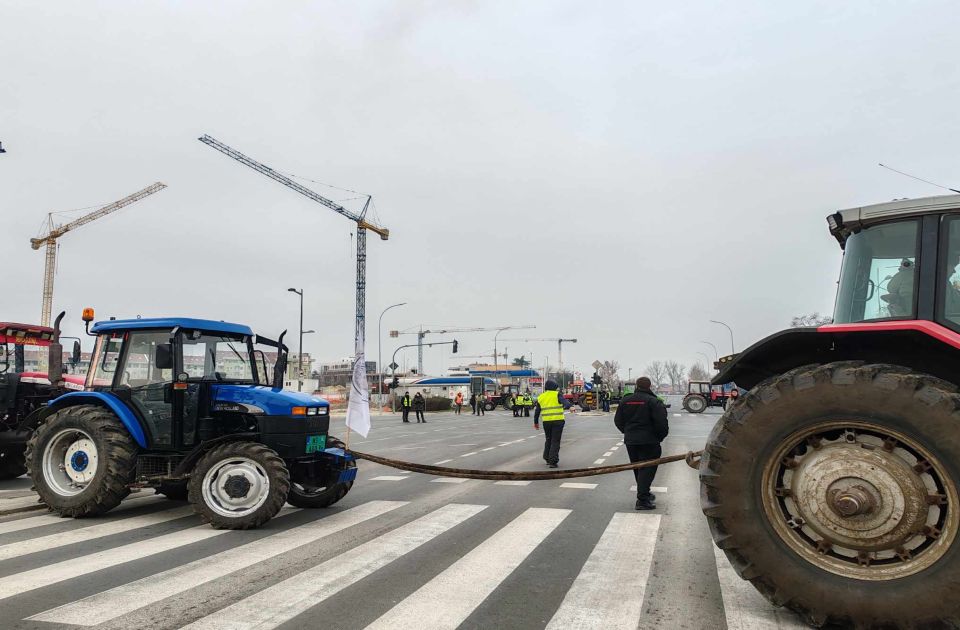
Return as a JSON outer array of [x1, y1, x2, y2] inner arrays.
[[318, 358, 376, 387]]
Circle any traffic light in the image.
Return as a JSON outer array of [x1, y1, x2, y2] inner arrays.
[[592, 372, 603, 385], [452, 339, 458, 354], [391, 376, 399, 389]]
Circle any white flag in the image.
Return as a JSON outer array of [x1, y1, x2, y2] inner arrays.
[[346, 330, 372, 437]]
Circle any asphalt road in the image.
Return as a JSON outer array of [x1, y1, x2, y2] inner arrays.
[[0, 406, 809, 629]]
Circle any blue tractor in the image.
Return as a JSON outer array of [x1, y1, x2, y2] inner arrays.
[[23, 312, 356, 530]]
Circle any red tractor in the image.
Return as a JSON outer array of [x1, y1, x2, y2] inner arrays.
[[681, 381, 729, 413], [704, 195, 960, 626], [0, 313, 81, 479]]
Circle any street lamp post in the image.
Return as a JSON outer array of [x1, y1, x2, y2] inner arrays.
[[696, 351, 714, 375], [710, 320, 735, 354], [700, 340, 719, 363], [378, 302, 407, 412], [288, 288, 304, 392]]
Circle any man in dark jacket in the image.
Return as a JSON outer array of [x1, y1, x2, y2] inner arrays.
[[614, 377, 669, 510], [413, 392, 426, 423]]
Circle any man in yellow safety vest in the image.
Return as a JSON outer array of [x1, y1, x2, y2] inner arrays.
[[533, 380, 572, 468]]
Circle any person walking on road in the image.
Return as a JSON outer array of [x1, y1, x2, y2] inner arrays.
[[476, 391, 486, 416], [522, 390, 532, 417], [401, 391, 412, 423], [534, 380, 571, 468], [469, 392, 477, 415], [614, 376, 669, 510], [512, 392, 520, 418], [454, 391, 464, 415], [413, 392, 426, 423]]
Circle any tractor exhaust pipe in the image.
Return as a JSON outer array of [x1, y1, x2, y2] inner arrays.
[[273, 330, 288, 390], [48, 311, 65, 388]]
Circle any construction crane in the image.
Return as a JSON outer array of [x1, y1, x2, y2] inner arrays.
[[198, 135, 388, 345], [391, 324, 535, 375], [30, 182, 167, 327], [500, 337, 578, 388]]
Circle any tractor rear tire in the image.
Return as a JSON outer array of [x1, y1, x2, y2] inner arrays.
[[26, 405, 137, 517], [287, 438, 355, 509], [189, 441, 289, 530], [701, 362, 960, 627], [683, 394, 707, 413], [0, 445, 27, 480]]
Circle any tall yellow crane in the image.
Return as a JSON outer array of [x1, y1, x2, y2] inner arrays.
[[30, 182, 167, 326]]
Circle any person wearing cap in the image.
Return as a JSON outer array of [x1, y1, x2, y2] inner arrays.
[[400, 391, 412, 423], [534, 379, 572, 468], [614, 376, 669, 510]]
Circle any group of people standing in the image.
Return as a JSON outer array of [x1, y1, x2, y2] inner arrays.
[[399, 391, 427, 423], [511, 391, 533, 417]]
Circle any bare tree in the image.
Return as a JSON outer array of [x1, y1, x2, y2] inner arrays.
[[646, 360, 667, 388], [791, 312, 833, 327], [688, 362, 710, 382], [665, 360, 686, 393], [597, 360, 621, 391]]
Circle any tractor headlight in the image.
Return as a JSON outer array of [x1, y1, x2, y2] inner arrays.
[[307, 407, 319, 416]]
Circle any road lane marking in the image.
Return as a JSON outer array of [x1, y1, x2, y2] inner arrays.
[[630, 486, 668, 493], [180, 504, 487, 630], [365, 507, 570, 630], [0, 494, 161, 536], [603, 451, 614, 457], [546, 512, 661, 629], [480, 447, 496, 452], [0, 510, 307, 600], [713, 544, 807, 629], [560, 483, 598, 490], [430, 478, 468, 484], [494, 480, 532, 486], [370, 476, 407, 481], [29, 502, 406, 626], [461, 452, 478, 457], [593, 459, 606, 465], [0, 506, 194, 561], [433, 459, 453, 465]]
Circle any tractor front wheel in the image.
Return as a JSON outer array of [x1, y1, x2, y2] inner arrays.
[[286, 438, 356, 509], [701, 362, 960, 627], [189, 441, 289, 530], [0, 445, 27, 480], [26, 405, 137, 517], [683, 394, 706, 413]]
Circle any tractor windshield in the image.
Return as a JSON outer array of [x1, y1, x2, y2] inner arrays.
[[181, 332, 255, 382], [834, 220, 920, 323]]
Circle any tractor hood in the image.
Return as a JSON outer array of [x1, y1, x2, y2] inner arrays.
[[211, 385, 330, 416]]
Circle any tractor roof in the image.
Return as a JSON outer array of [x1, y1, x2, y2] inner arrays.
[[829, 194, 960, 245], [90, 318, 253, 336], [0, 323, 54, 346]]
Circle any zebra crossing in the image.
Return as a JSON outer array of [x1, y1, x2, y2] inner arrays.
[[0, 494, 803, 629]]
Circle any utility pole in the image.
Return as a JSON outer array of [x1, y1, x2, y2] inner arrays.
[[288, 288, 304, 391]]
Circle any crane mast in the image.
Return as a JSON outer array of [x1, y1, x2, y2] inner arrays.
[[199, 135, 388, 345], [30, 182, 167, 326]]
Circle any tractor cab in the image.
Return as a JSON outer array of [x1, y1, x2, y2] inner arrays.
[[29, 314, 356, 530]]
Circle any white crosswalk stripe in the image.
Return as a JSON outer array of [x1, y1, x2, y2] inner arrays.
[[180, 503, 486, 630], [365, 507, 570, 630], [0, 505, 193, 561], [546, 512, 660, 629], [30, 500, 406, 626], [0, 507, 294, 601], [713, 545, 807, 629]]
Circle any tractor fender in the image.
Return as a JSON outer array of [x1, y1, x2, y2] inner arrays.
[[45, 392, 148, 448], [172, 432, 260, 477], [713, 321, 960, 390]]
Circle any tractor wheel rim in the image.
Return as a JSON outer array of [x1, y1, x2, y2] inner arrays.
[[761, 420, 959, 580], [201, 457, 271, 518], [42, 429, 98, 497], [689, 397, 705, 412]]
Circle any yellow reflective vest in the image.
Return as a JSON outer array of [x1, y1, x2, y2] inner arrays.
[[537, 390, 565, 422]]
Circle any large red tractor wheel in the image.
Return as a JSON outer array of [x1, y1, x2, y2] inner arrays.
[[700, 362, 960, 627]]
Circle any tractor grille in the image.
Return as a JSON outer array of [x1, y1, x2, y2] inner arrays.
[[135, 455, 185, 480]]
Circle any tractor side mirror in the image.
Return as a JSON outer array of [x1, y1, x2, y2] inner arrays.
[[71, 341, 81, 366], [155, 344, 174, 370]]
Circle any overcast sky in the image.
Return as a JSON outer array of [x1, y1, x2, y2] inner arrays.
[[3, 1, 958, 378]]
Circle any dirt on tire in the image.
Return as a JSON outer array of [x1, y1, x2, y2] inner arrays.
[[700, 361, 960, 628]]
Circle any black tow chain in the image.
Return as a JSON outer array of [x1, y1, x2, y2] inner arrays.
[[345, 448, 704, 481]]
